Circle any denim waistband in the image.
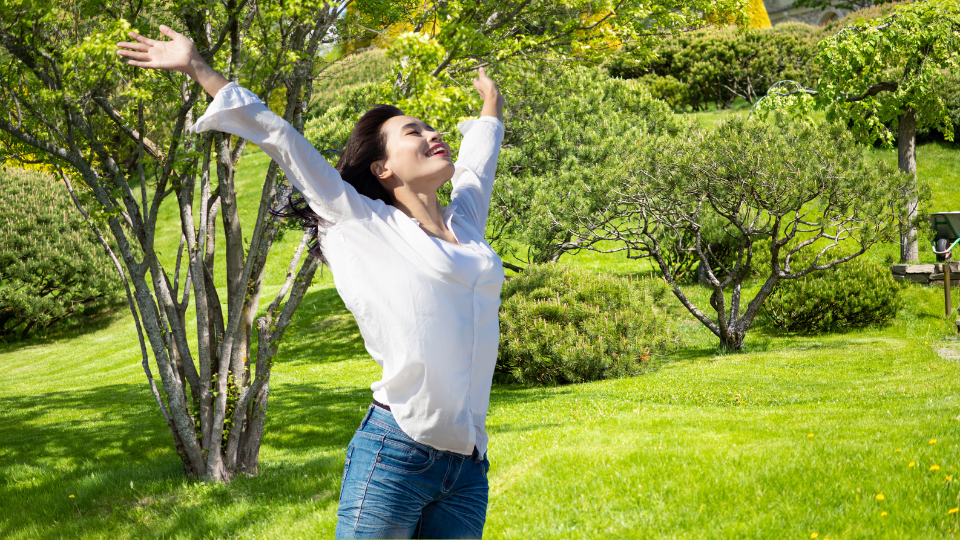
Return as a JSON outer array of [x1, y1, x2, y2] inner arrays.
[[361, 404, 483, 462]]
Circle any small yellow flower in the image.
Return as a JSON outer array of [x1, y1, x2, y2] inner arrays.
[[931, 465, 941, 471], [876, 493, 885, 501], [810, 533, 819, 539], [68, 494, 75, 498], [808, 433, 815, 438], [950, 507, 959, 515], [896, 448, 901, 453], [947, 475, 953, 482], [909, 462, 916, 468], [881, 511, 888, 517], [931, 439, 938, 444]]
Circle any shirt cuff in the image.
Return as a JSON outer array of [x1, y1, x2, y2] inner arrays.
[[457, 116, 504, 137], [189, 82, 264, 134]]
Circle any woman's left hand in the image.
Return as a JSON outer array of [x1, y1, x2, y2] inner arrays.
[[473, 67, 504, 122]]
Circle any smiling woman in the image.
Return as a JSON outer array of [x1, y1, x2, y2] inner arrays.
[[118, 24, 506, 540]]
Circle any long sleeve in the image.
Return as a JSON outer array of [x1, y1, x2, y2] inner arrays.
[[450, 116, 504, 234], [189, 82, 374, 223]]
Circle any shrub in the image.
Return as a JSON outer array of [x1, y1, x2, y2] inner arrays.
[[0, 167, 121, 339], [608, 24, 821, 111], [496, 264, 674, 385], [762, 256, 903, 333]]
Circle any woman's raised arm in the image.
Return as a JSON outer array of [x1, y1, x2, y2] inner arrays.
[[117, 25, 229, 98], [116, 26, 374, 224], [450, 68, 505, 233]]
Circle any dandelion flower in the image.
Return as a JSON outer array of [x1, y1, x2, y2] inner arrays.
[[881, 511, 888, 517], [950, 507, 959, 515], [68, 494, 75, 498], [909, 462, 916, 468], [808, 433, 815, 438], [948, 475, 953, 482], [810, 533, 818, 539], [876, 493, 885, 501], [931, 465, 941, 471], [931, 439, 938, 445], [896, 449, 901, 453]]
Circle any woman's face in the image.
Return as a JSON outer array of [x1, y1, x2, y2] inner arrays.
[[374, 115, 454, 192]]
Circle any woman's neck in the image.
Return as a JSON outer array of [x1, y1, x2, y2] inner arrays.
[[391, 189, 459, 244]]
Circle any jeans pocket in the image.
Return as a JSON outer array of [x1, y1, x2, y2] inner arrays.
[[376, 436, 433, 474]]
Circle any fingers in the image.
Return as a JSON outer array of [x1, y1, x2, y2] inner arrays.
[[126, 31, 156, 46], [116, 49, 150, 62], [158, 24, 182, 40], [117, 41, 150, 52]]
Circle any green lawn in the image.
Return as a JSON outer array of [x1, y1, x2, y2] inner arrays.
[[3, 109, 960, 537]]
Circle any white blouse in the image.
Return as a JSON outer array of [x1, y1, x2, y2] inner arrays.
[[190, 83, 505, 456]]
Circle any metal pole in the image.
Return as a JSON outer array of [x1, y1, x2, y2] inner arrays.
[[946, 258, 952, 317]]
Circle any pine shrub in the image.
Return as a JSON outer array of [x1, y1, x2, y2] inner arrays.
[[762, 256, 903, 333], [497, 264, 674, 385], [0, 167, 122, 339]]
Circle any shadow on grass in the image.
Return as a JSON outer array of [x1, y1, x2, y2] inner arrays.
[[0, 302, 128, 355], [0, 380, 372, 539]]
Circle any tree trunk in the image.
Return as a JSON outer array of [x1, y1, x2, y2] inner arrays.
[[898, 107, 919, 264]]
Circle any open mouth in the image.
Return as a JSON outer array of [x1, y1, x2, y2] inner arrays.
[[426, 144, 448, 157]]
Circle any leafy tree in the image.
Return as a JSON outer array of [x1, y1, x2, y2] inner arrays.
[[814, 0, 960, 263], [490, 62, 675, 265], [391, 0, 748, 77], [536, 114, 904, 351], [0, 0, 401, 481], [0, 166, 122, 339]]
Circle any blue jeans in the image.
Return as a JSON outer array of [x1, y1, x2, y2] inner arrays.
[[335, 405, 490, 539]]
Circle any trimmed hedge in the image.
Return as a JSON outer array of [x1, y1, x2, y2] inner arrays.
[[762, 256, 903, 333], [496, 264, 674, 385], [608, 23, 821, 111]]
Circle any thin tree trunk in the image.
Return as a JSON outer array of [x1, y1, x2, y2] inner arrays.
[[898, 107, 919, 264]]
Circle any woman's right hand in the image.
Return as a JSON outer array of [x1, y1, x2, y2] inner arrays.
[[117, 25, 198, 74], [117, 25, 228, 97]]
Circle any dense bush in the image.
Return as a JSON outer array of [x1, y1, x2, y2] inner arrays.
[[496, 264, 674, 385], [762, 255, 903, 333], [608, 23, 821, 110], [0, 167, 121, 339]]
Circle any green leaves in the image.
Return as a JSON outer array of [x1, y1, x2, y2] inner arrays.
[[610, 23, 822, 110], [0, 167, 122, 340], [815, 0, 960, 146]]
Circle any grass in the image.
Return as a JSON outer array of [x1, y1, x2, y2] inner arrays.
[[4, 71, 960, 538]]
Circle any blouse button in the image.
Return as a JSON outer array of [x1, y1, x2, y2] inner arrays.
[[377, 456, 382, 462]]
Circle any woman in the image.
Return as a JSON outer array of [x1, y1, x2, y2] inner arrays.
[[118, 25, 505, 539]]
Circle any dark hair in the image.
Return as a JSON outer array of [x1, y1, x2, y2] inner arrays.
[[275, 104, 404, 261]]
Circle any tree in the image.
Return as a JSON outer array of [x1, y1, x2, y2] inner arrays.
[[814, 0, 960, 263], [0, 0, 400, 481], [537, 114, 904, 351], [386, 0, 748, 77], [0, 166, 122, 339]]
